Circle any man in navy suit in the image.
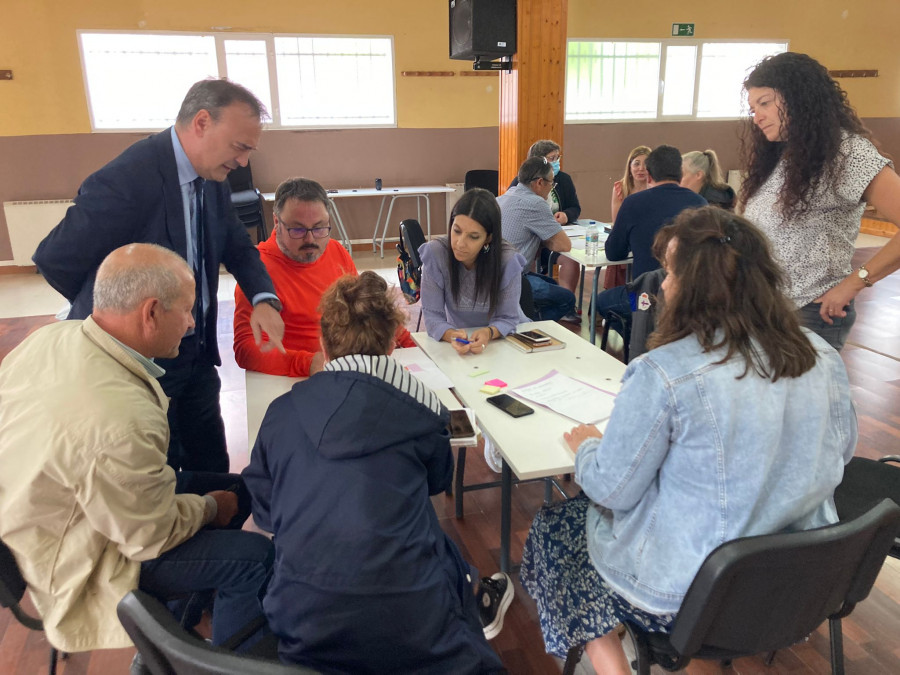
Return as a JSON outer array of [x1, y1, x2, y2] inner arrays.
[[33, 79, 286, 473]]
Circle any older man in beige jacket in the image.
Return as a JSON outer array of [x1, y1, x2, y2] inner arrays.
[[0, 244, 272, 654]]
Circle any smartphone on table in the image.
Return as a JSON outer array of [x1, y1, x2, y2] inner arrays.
[[448, 409, 476, 438], [515, 330, 552, 345], [487, 394, 534, 418]]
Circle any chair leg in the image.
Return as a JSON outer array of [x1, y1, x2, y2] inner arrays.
[[415, 308, 423, 332], [829, 617, 845, 675], [48, 647, 58, 675], [561, 645, 584, 675], [544, 477, 554, 505]]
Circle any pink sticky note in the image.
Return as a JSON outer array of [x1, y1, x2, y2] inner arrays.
[[484, 378, 507, 388]]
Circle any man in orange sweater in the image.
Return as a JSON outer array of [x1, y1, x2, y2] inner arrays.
[[234, 177, 415, 376]]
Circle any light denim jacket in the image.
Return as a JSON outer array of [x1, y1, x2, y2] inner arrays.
[[575, 329, 857, 615]]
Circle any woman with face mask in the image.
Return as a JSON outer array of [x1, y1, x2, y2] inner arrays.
[[510, 140, 583, 296]]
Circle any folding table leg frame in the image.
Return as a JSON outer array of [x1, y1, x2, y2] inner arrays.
[[327, 199, 352, 255], [451, 446, 569, 573]]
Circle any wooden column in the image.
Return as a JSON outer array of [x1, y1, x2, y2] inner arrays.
[[498, 0, 568, 193]]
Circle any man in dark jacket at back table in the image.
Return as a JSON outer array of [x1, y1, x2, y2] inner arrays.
[[596, 144, 707, 326], [32, 78, 286, 473]]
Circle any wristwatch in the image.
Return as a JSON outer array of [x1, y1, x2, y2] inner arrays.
[[857, 264, 873, 288], [257, 297, 283, 312]]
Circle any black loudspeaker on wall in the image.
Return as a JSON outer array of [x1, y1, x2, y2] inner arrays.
[[449, 0, 517, 61]]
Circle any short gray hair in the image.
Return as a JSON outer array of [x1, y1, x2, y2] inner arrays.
[[93, 244, 192, 313], [528, 140, 560, 159], [176, 78, 268, 125], [273, 177, 330, 218], [517, 156, 553, 185]]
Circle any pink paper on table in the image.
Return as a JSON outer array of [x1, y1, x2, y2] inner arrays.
[[484, 378, 507, 387]]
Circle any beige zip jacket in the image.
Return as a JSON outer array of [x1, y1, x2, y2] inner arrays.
[[0, 317, 207, 651]]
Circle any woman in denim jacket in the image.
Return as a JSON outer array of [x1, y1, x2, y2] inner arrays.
[[521, 207, 857, 674]]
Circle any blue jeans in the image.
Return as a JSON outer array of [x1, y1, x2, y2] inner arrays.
[[798, 299, 856, 351], [525, 272, 576, 321], [594, 285, 632, 321], [157, 335, 229, 473], [139, 472, 274, 648]]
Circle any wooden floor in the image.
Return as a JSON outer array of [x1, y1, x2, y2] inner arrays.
[[1, 247, 899, 674]]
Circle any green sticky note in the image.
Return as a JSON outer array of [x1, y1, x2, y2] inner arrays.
[[468, 366, 489, 377]]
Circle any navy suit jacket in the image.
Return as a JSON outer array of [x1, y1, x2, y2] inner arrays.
[[33, 128, 275, 366]]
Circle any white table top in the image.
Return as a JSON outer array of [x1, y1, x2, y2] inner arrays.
[[245, 367, 464, 450], [412, 321, 627, 480], [558, 246, 631, 269], [262, 185, 456, 202]]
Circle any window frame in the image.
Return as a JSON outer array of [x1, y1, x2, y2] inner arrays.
[[77, 29, 398, 133], [564, 37, 789, 124]]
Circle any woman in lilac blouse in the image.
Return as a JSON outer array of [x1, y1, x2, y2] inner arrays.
[[420, 188, 527, 354]]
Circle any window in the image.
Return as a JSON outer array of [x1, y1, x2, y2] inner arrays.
[[78, 31, 396, 131], [565, 39, 787, 122]]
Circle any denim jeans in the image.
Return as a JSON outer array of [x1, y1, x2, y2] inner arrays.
[[798, 299, 856, 351], [157, 335, 229, 473], [525, 272, 576, 321], [139, 472, 274, 648], [594, 285, 632, 322]]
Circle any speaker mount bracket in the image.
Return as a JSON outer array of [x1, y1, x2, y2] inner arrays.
[[473, 56, 512, 72]]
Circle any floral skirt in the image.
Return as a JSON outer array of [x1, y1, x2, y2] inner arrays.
[[520, 494, 675, 658]]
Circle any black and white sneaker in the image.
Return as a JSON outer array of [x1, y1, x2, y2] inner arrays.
[[477, 572, 514, 640]]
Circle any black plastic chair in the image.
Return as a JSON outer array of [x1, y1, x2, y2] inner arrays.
[[228, 162, 268, 243], [0, 538, 61, 674], [464, 169, 499, 196], [599, 308, 631, 364], [400, 219, 427, 331], [562, 499, 900, 675], [834, 455, 900, 559], [519, 274, 539, 321], [117, 590, 319, 675]]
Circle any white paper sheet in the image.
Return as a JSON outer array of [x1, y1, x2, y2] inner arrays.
[[513, 370, 617, 424], [392, 346, 455, 390]]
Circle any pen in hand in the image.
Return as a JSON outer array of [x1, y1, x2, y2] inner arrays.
[[454, 337, 470, 345]]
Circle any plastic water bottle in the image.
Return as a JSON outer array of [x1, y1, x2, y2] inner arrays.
[[584, 221, 600, 259]]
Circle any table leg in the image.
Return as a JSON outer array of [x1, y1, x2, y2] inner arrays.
[[371, 196, 388, 253], [328, 199, 352, 255], [423, 195, 431, 240], [577, 264, 586, 312], [500, 460, 512, 573], [589, 264, 600, 345], [379, 197, 400, 258]]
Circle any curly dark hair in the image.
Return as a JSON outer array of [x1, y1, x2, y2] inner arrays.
[[648, 207, 817, 381], [739, 52, 873, 217]]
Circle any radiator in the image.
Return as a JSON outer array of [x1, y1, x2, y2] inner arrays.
[[3, 200, 73, 265]]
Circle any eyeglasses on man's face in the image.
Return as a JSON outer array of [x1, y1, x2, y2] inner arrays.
[[282, 224, 332, 239]]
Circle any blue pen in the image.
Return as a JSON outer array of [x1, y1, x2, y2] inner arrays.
[[454, 337, 470, 345]]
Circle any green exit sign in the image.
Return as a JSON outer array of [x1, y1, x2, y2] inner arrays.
[[672, 23, 695, 37]]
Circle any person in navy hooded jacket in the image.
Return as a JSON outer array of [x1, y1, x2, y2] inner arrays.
[[243, 271, 510, 674]]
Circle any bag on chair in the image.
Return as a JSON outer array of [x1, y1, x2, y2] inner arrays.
[[396, 238, 420, 304]]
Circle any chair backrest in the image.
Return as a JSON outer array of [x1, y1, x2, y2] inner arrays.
[[227, 163, 255, 194], [464, 170, 499, 196], [400, 219, 427, 271], [519, 275, 539, 320], [0, 537, 27, 610], [0, 537, 43, 631], [668, 499, 900, 659], [117, 590, 318, 675]]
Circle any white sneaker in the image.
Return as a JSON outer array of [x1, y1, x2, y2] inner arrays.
[[483, 435, 503, 473]]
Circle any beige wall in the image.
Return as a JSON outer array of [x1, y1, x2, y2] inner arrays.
[[1, 0, 899, 260]]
